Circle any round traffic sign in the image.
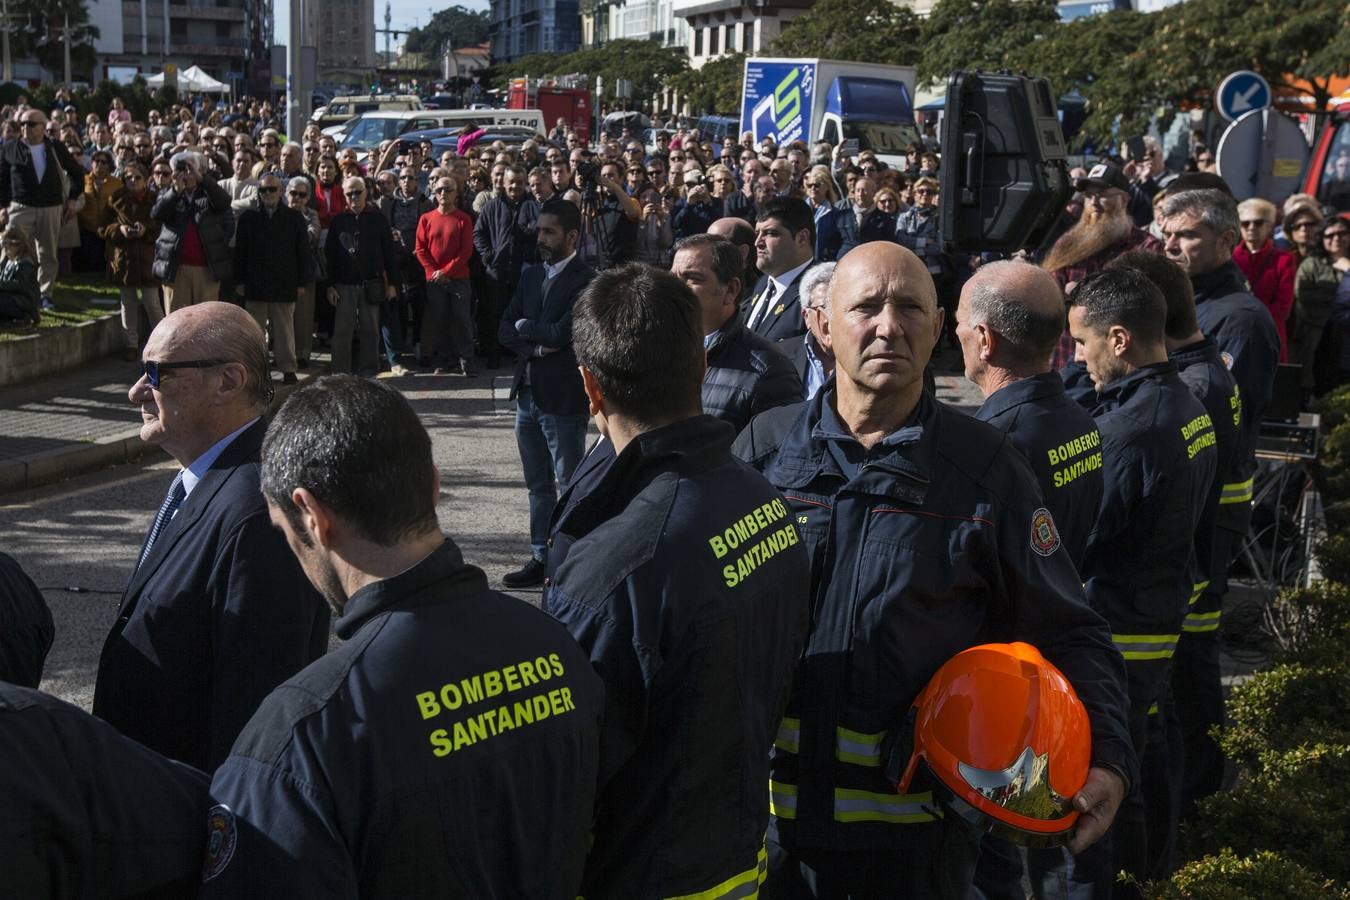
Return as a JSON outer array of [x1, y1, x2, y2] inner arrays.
[[1215, 71, 1272, 122]]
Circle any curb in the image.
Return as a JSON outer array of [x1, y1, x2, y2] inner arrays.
[[0, 373, 315, 497], [0, 429, 163, 495]]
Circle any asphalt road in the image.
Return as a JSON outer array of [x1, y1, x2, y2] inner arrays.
[[2, 373, 549, 710]]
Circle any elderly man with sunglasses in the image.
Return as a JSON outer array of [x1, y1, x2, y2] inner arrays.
[[94, 302, 329, 773], [0, 108, 88, 309]]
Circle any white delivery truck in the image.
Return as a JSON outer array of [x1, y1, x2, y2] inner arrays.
[[740, 58, 920, 169]]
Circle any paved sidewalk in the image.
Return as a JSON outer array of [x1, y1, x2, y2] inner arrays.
[[0, 344, 983, 495]]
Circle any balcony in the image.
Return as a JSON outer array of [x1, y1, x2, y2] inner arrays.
[[122, 2, 247, 21]]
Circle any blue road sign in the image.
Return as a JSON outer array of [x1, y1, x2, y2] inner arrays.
[[1215, 71, 1272, 122]]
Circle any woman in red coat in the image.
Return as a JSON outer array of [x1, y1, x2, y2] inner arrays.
[[1234, 197, 1296, 361]]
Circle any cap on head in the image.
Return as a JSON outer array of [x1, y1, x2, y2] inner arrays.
[[1073, 160, 1130, 194]]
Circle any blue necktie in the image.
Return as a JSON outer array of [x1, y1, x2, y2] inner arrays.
[[139, 473, 185, 570]]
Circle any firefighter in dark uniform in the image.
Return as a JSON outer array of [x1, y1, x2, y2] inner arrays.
[[1109, 251, 1241, 853], [202, 377, 603, 898], [544, 264, 812, 897], [954, 260, 1107, 897], [1159, 187, 1279, 812], [955, 260, 1104, 569], [1, 681, 209, 898], [1068, 267, 1219, 888], [732, 243, 1135, 898]]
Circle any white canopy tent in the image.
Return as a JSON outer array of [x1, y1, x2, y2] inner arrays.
[[145, 65, 230, 94]]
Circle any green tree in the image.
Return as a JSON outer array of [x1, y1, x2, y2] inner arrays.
[[918, 0, 1060, 90], [668, 53, 745, 117], [1014, 9, 1157, 146], [769, 0, 922, 67], [404, 5, 490, 56], [1141, 0, 1350, 113], [494, 40, 687, 103]]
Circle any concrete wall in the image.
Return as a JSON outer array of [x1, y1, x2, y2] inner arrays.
[[0, 314, 122, 388]]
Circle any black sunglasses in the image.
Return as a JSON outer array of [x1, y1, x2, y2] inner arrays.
[[140, 358, 229, 388], [258, 186, 279, 193]]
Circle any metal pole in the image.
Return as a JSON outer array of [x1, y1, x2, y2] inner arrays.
[[63, 11, 72, 88], [286, 0, 303, 139], [1, 0, 11, 84], [163, 0, 170, 58], [140, 0, 148, 56]]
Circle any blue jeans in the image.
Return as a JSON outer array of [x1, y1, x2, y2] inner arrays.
[[514, 386, 588, 559]]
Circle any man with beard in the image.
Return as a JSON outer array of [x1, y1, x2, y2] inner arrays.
[[497, 200, 596, 588], [1042, 160, 1164, 367]]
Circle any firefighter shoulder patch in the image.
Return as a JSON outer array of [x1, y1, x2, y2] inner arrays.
[[1030, 507, 1061, 557], [1220, 351, 1234, 370], [202, 804, 237, 882]]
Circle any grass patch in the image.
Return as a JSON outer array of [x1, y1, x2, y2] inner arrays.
[[0, 272, 122, 341]]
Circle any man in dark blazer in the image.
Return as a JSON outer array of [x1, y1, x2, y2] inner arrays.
[[93, 302, 329, 772], [498, 199, 597, 588], [743, 196, 814, 344]]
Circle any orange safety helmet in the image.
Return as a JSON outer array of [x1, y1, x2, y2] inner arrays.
[[896, 642, 1091, 845]]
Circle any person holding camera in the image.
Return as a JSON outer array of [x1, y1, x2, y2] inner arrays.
[[150, 151, 233, 313], [325, 176, 397, 377], [577, 158, 640, 270], [100, 162, 162, 359], [672, 168, 723, 241]]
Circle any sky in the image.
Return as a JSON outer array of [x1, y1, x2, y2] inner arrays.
[[273, 0, 490, 52]]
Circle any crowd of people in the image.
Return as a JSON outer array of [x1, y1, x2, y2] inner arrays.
[[2, 88, 1349, 899]]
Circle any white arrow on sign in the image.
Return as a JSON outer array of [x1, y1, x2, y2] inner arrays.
[[1231, 83, 1264, 114]]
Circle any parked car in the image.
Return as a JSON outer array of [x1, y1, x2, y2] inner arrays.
[[340, 109, 547, 154], [398, 125, 554, 161], [310, 94, 423, 130]]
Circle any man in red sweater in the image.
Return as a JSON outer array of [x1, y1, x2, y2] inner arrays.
[[415, 176, 476, 376]]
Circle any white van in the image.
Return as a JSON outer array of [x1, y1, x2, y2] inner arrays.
[[340, 109, 546, 153]]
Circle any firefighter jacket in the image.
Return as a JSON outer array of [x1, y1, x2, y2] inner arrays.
[[974, 371, 1103, 570], [1084, 362, 1218, 710], [1171, 338, 1241, 635], [1191, 261, 1279, 531], [202, 540, 603, 899], [736, 387, 1135, 854], [545, 415, 812, 897]]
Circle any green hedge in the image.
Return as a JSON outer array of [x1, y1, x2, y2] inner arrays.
[[1185, 744, 1350, 883], [1145, 848, 1348, 899], [1219, 664, 1350, 769]]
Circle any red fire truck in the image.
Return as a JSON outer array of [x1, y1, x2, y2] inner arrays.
[[508, 76, 592, 145]]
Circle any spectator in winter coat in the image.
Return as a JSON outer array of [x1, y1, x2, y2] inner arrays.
[[233, 173, 312, 383], [100, 163, 163, 358], [1233, 198, 1296, 361], [150, 152, 233, 312]]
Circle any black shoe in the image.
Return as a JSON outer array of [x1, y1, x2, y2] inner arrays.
[[459, 358, 477, 378], [282, 372, 298, 385], [502, 558, 545, 588]]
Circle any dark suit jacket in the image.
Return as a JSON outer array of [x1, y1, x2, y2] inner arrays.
[[498, 256, 597, 415], [813, 205, 856, 262], [784, 334, 813, 395], [743, 267, 810, 344], [93, 420, 330, 772]]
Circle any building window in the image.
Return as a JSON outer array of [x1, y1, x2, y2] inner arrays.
[[693, 27, 702, 56], [708, 25, 718, 55], [725, 23, 735, 51], [215, 21, 231, 38]]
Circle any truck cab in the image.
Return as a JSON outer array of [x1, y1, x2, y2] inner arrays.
[[1303, 107, 1350, 215], [818, 77, 919, 168]]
